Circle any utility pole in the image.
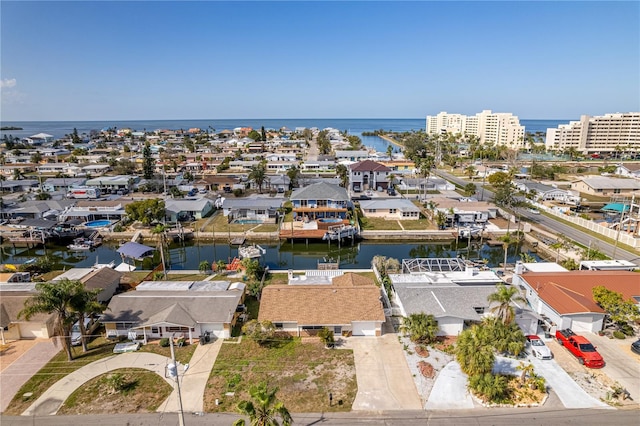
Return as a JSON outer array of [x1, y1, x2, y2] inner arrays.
[[168, 335, 186, 426]]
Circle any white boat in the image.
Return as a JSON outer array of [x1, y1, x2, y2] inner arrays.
[[458, 226, 483, 238], [68, 243, 92, 251], [238, 244, 266, 259]]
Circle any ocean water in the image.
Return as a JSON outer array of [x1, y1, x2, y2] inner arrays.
[[1, 118, 571, 142]]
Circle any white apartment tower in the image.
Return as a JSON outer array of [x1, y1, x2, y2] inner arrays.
[[545, 112, 640, 155], [426, 110, 525, 148]]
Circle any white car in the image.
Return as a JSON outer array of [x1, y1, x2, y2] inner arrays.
[[527, 335, 553, 360]]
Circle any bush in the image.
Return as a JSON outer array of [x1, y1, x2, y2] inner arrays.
[[317, 327, 335, 347], [619, 323, 634, 336], [159, 338, 170, 347], [233, 188, 243, 197], [113, 223, 124, 232], [613, 330, 626, 339]]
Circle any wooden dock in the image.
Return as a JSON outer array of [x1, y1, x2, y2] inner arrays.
[[229, 236, 246, 245]]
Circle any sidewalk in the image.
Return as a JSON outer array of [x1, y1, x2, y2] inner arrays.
[[158, 339, 222, 414]]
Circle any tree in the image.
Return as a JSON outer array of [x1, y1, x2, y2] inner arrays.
[[242, 320, 277, 346], [335, 164, 349, 188], [498, 233, 517, 275], [592, 286, 640, 326], [35, 191, 52, 200], [399, 313, 439, 344], [142, 142, 155, 179], [549, 235, 572, 263], [247, 130, 262, 141], [468, 372, 509, 403], [463, 183, 476, 197], [19, 279, 86, 361], [456, 325, 495, 376], [124, 199, 165, 225], [233, 381, 292, 426], [261, 126, 267, 142], [519, 252, 537, 263], [285, 165, 300, 189], [464, 165, 476, 181], [69, 286, 104, 353], [487, 283, 525, 325], [30, 151, 43, 164], [249, 163, 268, 193], [199, 260, 211, 273], [317, 327, 335, 347]]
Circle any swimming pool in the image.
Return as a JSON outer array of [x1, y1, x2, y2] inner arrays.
[[84, 220, 112, 228], [318, 218, 344, 223]]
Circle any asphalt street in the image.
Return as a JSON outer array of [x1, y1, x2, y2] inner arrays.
[[436, 170, 639, 262]]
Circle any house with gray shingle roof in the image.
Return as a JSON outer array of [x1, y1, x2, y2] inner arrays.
[[221, 197, 284, 223], [289, 182, 350, 221], [571, 176, 640, 197], [514, 180, 578, 203], [101, 280, 245, 342], [359, 198, 421, 220]]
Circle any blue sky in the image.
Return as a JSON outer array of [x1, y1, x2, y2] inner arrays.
[[1, 1, 638, 121]]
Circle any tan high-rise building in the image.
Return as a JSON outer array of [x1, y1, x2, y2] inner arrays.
[[545, 112, 640, 155], [426, 110, 525, 148]]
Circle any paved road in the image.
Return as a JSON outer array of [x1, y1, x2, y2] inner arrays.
[[0, 340, 61, 413], [2, 409, 638, 425], [345, 334, 422, 411], [436, 170, 639, 261]]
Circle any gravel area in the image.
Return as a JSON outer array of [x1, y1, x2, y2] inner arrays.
[[398, 336, 454, 405]]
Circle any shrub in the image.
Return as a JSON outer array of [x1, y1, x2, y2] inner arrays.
[[242, 320, 277, 346], [113, 223, 124, 232], [619, 323, 634, 336], [233, 188, 243, 197], [317, 327, 335, 347], [613, 330, 626, 339], [159, 338, 170, 347], [468, 373, 509, 403]]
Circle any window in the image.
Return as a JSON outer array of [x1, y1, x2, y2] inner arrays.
[[334, 326, 342, 334], [166, 326, 189, 333], [473, 307, 485, 314], [301, 325, 323, 330], [274, 323, 283, 329], [390, 209, 396, 214]]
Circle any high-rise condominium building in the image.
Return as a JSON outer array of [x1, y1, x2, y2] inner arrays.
[[545, 112, 640, 155], [426, 110, 526, 148]]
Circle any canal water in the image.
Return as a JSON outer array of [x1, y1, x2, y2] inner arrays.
[[0, 239, 541, 271]]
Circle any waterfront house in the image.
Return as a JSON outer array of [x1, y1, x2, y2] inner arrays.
[[259, 272, 385, 337], [289, 182, 350, 221], [428, 197, 497, 227], [165, 198, 214, 222], [359, 199, 421, 220], [53, 266, 122, 304], [221, 197, 284, 224], [335, 150, 369, 162], [300, 160, 336, 174], [59, 200, 129, 222], [85, 175, 139, 192], [570, 176, 640, 197], [387, 258, 534, 335], [43, 177, 87, 193], [101, 280, 245, 342], [512, 269, 640, 333], [397, 177, 455, 192], [4, 200, 74, 220], [348, 160, 391, 192]]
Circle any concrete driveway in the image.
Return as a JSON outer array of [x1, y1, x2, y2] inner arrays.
[[0, 339, 61, 413], [346, 334, 422, 411], [424, 361, 474, 410], [587, 334, 640, 401]]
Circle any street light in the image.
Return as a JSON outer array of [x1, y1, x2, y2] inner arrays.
[[167, 334, 187, 426]]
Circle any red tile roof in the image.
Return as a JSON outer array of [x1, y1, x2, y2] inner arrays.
[[521, 271, 640, 315]]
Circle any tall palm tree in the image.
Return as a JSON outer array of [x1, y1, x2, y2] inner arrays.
[[249, 162, 267, 193], [233, 382, 292, 426], [455, 325, 495, 376], [70, 286, 104, 353], [487, 283, 525, 325], [19, 279, 86, 361], [335, 164, 349, 188]]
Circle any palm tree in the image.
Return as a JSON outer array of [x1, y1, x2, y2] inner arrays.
[[151, 224, 168, 279], [399, 313, 439, 344], [19, 279, 86, 361], [335, 164, 349, 188], [464, 165, 476, 181], [233, 382, 292, 426], [549, 236, 571, 263], [498, 233, 516, 275], [487, 283, 525, 325], [249, 163, 267, 193], [70, 286, 104, 353], [455, 325, 495, 376]]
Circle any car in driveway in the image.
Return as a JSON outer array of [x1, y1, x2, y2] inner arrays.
[[526, 335, 553, 360], [632, 339, 640, 355]]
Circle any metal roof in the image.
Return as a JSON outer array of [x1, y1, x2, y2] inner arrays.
[[116, 242, 156, 260]]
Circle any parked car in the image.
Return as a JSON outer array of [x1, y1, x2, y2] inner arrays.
[[631, 339, 640, 356], [526, 335, 553, 360], [71, 317, 99, 346], [555, 328, 604, 368]]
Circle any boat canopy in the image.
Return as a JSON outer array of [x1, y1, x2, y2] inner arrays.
[[116, 242, 156, 260]]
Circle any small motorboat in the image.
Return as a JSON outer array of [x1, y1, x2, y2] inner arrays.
[[68, 242, 92, 251]]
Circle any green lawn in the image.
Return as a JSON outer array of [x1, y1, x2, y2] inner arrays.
[[360, 217, 403, 230], [204, 338, 356, 413], [400, 219, 433, 230], [138, 340, 198, 365]]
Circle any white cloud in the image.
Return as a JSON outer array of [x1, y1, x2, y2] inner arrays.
[[1, 78, 17, 89]]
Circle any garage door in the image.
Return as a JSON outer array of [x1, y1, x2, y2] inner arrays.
[[571, 319, 593, 333], [203, 323, 226, 338], [352, 321, 376, 336], [19, 322, 46, 339]]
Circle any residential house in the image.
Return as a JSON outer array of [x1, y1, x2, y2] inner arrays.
[[514, 180, 579, 204], [85, 175, 139, 192], [388, 258, 535, 335], [335, 150, 369, 162], [165, 198, 214, 222], [359, 199, 421, 220], [259, 272, 385, 337], [300, 161, 336, 173], [3, 200, 74, 220], [37, 163, 82, 176], [289, 182, 350, 221], [614, 164, 640, 179], [512, 269, 640, 333], [0, 179, 40, 193], [221, 197, 284, 223], [53, 266, 122, 303], [59, 200, 129, 222], [571, 176, 640, 197], [0, 287, 55, 340], [43, 177, 86, 193], [348, 160, 391, 192], [397, 177, 455, 192], [266, 175, 291, 192], [428, 197, 497, 227], [101, 280, 245, 342]]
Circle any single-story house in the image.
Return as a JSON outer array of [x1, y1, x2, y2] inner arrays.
[[335, 150, 369, 162], [53, 266, 122, 303], [165, 198, 214, 222], [0, 288, 56, 340], [101, 280, 245, 342], [428, 197, 497, 227], [221, 197, 284, 223], [614, 164, 640, 179], [514, 180, 579, 204], [85, 175, 139, 191], [571, 176, 640, 197], [0, 179, 40, 193], [266, 175, 291, 192], [359, 198, 421, 220], [42, 178, 87, 193], [513, 270, 640, 333], [59, 200, 129, 222], [397, 177, 455, 192], [259, 273, 385, 337]]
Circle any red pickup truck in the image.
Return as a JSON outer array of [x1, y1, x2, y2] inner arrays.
[[555, 329, 605, 368]]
